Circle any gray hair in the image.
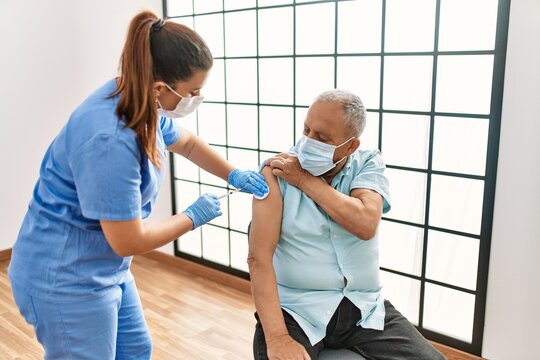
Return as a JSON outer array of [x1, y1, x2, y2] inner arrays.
[[314, 89, 367, 137]]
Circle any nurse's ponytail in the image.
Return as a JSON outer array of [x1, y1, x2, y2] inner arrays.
[[112, 10, 213, 170]]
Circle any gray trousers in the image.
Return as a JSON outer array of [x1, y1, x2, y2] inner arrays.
[[254, 297, 447, 360]]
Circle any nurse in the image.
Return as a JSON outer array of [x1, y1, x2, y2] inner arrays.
[[8, 10, 268, 359]]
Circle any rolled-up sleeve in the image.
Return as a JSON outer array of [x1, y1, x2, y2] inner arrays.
[[350, 150, 391, 213], [159, 116, 181, 147]]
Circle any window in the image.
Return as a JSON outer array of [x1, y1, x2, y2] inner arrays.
[[165, 0, 510, 355]]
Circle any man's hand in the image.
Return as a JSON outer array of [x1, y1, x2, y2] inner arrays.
[[266, 153, 311, 189], [266, 334, 311, 360]]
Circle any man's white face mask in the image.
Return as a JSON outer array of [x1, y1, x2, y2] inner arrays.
[[295, 135, 353, 176], [157, 83, 204, 118]]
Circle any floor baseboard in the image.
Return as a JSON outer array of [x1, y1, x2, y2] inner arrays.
[[141, 250, 252, 295]]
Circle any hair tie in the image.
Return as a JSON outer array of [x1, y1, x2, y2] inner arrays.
[[152, 18, 166, 32]]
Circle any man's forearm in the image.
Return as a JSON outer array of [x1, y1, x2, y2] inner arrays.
[[299, 176, 378, 239], [249, 261, 289, 341]]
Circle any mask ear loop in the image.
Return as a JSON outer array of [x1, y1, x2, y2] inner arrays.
[[333, 137, 355, 165], [164, 83, 183, 99]]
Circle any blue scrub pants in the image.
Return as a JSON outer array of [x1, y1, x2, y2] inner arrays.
[[11, 280, 152, 359]]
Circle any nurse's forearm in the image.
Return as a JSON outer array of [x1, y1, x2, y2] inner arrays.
[[168, 128, 234, 182], [185, 136, 234, 181], [137, 213, 196, 253], [100, 214, 195, 257]]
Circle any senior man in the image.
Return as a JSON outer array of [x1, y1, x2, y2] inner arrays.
[[248, 90, 445, 360]]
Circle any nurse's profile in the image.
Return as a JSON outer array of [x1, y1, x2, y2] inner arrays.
[[8, 10, 268, 359]]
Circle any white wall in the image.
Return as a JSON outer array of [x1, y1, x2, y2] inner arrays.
[[0, 0, 172, 254], [482, 0, 540, 359]]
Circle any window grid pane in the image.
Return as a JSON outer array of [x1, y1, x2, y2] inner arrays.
[[166, 0, 509, 355]]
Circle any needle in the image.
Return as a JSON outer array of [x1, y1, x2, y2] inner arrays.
[[217, 188, 241, 199]]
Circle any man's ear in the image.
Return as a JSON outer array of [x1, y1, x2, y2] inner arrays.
[[346, 137, 360, 155]]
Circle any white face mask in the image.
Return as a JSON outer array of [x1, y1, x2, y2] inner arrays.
[[295, 135, 353, 176], [157, 83, 204, 118]]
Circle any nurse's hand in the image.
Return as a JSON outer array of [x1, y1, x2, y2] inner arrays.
[[228, 169, 269, 198], [182, 193, 222, 229]]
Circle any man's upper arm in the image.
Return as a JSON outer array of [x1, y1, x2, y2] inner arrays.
[[249, 166, 283, 261], [350, 188, 384, 218]]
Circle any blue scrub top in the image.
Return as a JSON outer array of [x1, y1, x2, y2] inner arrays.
[[8, 79, 180, 300]]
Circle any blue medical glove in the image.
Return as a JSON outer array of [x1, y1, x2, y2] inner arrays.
[[228, 169, 269, 198], [182, 193, 222, 229]]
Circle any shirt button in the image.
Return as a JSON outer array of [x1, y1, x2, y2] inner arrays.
[[340, 263, 344, 268], [326, 310, 332, 315], [333, 234, 337, 239]]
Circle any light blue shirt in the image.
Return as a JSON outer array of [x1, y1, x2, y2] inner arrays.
[[9, 79, 180, 300], [271, 148, 391, 345]]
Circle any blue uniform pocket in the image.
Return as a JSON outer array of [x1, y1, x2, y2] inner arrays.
[[11, 283, 38, 327]]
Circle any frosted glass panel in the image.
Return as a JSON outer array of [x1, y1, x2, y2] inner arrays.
[[227, 105, 258, 149], [296, 3, 335, 55], [429, 175, 484, 235], [194, 0, 222, 14], [194, 13, 224, 57], [173, 153, 199, 182], [337, 0, 382, 53], [424, 283, 475, 342], [260, 152, 280, 168], [436, 55, 494, 115], [227, 148, 260, 174], [230, 232, 249, 272], [201, 185, 229, 228], [260, 106, 294, 152], [167, 1, 192, 16], [295, 107, 309, 144], [204, 59, 225, 102], [202, 226, 230, 266], [380, 271, 420, 325], [179, 112, 197, 133], [226, 59, 257, 103], [171, 16, 194, 28], [258, 7, 293, 56], [337, 56, 380, 109], [258, 0, 293, 5], [295, 57, 334, 106], [174, 181, 200, 214], [225, 0, 256, 11], [200, 146, 228, 187], [433, 116, 489, 176], [198, 103, 226, 145], [379, 221, 424, 276], [382, 113, 430, 169], [359, 111, 379, 150], [259, 58, 294, 105], [385, 0, 436, 52], [384, 169, 427, 224], [178, 228, 202, 257], [229, 191, 253, 232], [439, 0, 498, 51], [383, 56, 433, 111], [427, 231, 479, 290], [225, 10, 256, 56]]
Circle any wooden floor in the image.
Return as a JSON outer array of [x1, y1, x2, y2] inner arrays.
[[0, 252, 482, 360]]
